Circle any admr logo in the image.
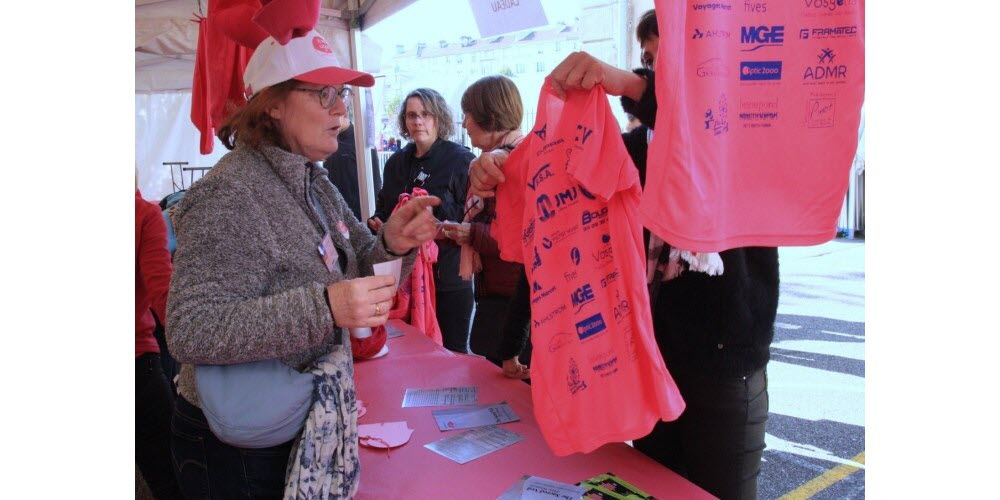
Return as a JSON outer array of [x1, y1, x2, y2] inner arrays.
[[533, 123, 547, 140], [527, 163, 553, 191], [575, 124, 594, 145], [575, 313, 607, 341], [570, 283, 595, 312], [740, 25, 784, 52], [803, 48, 847, 82], [536, 194, 556, 222], [570, 247, 581, 265], [740, 61, 782, 81]]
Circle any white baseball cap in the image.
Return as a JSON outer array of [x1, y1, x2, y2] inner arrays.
[[243, 30, 375, 97]]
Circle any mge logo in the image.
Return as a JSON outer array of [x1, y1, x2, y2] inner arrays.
[[740, 26, 784, 51]]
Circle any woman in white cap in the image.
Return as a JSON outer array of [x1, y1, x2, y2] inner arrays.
[[166, 29, 439, 498]]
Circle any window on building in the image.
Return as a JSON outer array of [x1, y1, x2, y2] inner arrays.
[[536, 61, 544, 73]]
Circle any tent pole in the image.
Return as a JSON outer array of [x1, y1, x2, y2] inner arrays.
[[349, 17, 375, 222]]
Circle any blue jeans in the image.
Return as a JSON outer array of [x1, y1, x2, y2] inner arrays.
[[171, 396, 294, 499]]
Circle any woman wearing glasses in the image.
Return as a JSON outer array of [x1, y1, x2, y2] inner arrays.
[[166, 31, 440, 498], [371, 88, 477, 353]]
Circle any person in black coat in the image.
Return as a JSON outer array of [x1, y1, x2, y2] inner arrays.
[[323, 118, 382, 222], [370, 88, 476, 353]]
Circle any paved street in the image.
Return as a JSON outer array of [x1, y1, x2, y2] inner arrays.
[[759, 239, 866, 499]]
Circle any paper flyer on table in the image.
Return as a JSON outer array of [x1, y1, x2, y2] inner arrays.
[[402, 386, 478, 407], [385, 322, 405, 339], [521, 476, 587, 499], [433, 402, 519, 431], [424, 425, 523, 464]]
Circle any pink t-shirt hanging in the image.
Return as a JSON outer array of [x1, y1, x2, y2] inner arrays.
[[494, 82, 685, 456], [640, 0, 866, 251]]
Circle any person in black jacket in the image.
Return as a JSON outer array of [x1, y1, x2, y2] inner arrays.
[[370, 88, 476, 353], [469, 11, 779, 499], [323, 116, 382, 222]]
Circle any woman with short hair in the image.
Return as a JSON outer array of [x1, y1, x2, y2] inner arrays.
[[370, 88, 477, 353]]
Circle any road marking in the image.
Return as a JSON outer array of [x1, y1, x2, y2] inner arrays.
[[775, 322, 803, 330], [820, 330, 866, 340], [779, 451, 865, 499]]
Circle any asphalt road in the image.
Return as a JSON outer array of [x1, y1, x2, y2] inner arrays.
[[759, 239, 865, 499]]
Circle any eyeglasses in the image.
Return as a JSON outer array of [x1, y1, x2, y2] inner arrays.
[[405, 111, 435, 122], [294, 85, 352, 109]]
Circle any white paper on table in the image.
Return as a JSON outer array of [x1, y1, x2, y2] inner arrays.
[[497, 475, 530, 500], [433, 402, 519, 431], [423, 425, 524, 464], [520, 476, 587, 500], [385, 322, 405, 339], [373, 258, 403, 285], [402, 386, 478, 407]]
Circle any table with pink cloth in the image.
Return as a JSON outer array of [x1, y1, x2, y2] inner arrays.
[[353, 319, 713, 499]]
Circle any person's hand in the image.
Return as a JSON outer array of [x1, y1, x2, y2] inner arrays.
[[469, 150, 509, 199], [502, 356, 530, 379], [549, 51, 647, 101], [441, 222, 471, 245], [382, 195, 441, 255], [367, 216, 383, 232], [326, 275, 397, 328]]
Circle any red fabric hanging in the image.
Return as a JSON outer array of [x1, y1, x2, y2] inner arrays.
[[386, 188, 443, 346]]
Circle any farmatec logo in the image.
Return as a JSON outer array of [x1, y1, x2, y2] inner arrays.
[[740, 61, 782, 81], [740, 25, 784, 51], [799, 25, 858, 39]]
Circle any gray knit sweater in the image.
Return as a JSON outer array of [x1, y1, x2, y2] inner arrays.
[[166, 144, 415, 407]]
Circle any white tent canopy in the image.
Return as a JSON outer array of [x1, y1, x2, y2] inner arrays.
[[136, 0, 414, 206]]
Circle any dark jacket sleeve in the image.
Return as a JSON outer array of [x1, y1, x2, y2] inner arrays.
[[438, 147, 474, 222], [620, 68, 657, 129], [496, 271, 531, 361], [621, 125, 649, 187], [374, 151, 405, 221], [469, 221, 500, 258]]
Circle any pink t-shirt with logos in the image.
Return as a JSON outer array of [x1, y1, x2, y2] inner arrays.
[[640, 0, 866, 251], [494, 83, 685, 456]]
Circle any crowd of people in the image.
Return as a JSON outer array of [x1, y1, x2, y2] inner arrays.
[[136, 8, 779, 500]]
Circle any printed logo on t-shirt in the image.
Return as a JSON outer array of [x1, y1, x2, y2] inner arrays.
[[528, 163, 554, 191], [521, 218, 536, 245], [534, 303, 567, 329], [533, 123, 548, 141], [548, 332, 575, 353], [532, 246, 542, 271], [570, 247, 581, 265], [599, 269, 620, 288], [567, 357, 588, 395], [536, 194, 556, 222], [575, 313, 607, 341], [570, 283, 596, 313], [574, 124, 594, 145], [612, 291, 632, 324], [531, 280, 556, 305], [582, 207, 608, 231]]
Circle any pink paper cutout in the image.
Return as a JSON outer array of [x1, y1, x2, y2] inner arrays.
[[358, 421, 413, 448]]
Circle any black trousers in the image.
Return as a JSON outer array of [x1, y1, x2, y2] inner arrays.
[[633, 367, 769, 500], [136, 353, 182, 499], [436, 287, 474, 354]]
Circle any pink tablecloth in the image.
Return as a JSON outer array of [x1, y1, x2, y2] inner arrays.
[[353, 320, 714, 499]]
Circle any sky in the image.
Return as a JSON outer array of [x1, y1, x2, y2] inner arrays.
[[364, 0, 583, 48]]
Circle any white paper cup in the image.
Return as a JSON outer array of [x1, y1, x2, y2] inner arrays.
[[349, 327, 373, 339]]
